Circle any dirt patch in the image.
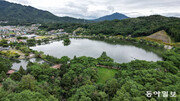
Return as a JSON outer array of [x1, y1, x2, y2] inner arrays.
[[147, 30, 171, 43]]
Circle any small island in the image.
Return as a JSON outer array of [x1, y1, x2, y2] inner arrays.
[[63, 38, 71, 46]]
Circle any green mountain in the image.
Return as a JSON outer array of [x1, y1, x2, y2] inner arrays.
[[40, 15, 180, 42], [94, 12, 129, 21], [0, 0, 88, 24], [89, 15, 180, 42]]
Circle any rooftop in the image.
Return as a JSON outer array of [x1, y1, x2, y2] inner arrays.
[[51, 64, 62, 69], [7, 69, 17, 75]]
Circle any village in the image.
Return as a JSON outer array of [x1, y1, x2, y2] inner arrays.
[[0, 24, 71, 49], [0, 24, 72, 75]]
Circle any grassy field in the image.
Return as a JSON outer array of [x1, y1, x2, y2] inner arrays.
[[96, 67, 118, 84], [147, 30, 171, 43], [1, 49, 25, 59], [2, 49, 23, 55], [35, 36, 49, 40], [137, 30, 174, 46]]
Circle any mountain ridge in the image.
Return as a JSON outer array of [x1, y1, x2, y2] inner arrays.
[[0, 0, 89, 24], [40, 15, 180, 42], [94, 12, 129, 21]]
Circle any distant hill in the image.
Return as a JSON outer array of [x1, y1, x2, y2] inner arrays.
[[89, 15, 180, 42], [94, 13, 129, 21], [0, 0, 88, 24]]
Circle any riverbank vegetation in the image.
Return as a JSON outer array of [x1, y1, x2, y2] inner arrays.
[[1, 34, 166, 62], [63, 38, 71, 46]]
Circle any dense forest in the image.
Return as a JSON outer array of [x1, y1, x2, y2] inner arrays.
[[40, 15, 180, 42], [0, 0, 89, 24], [0, 47, 179, 101]]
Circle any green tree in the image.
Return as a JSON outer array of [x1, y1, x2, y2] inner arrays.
[[97, 52, 114, 63], [157, 61, 178, 74], [0, 57, 12, 73], [112, 89, 131, 101], [105, 78, 118, 96], [0, 88, 9, 100], [10, 72, 22, 81], [19, 66, 26, 75], [69, 85, 107, 101], [27, 39, 36, 46], [0, 71, 7, 82], [63, 38, 71, 46], [1, 90, 58, 101], [0, 39, 8, 47], [2, 78, 17, 92], [60, 56, 70, 64], [19, 74, 37, 91], [79, 96, 91, 101]]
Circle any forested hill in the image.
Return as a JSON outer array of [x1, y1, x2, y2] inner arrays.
[[89, 15, 180, 42], [40, 15, 180, 42], [94, 12, 129, 21], [0, 0, 88, 24]]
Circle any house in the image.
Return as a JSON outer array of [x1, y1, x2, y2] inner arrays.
[[51, 64, 62, 69], [59, 29, 64, 32], [18, 39, 27, 43], [6, 69, 17, 75]]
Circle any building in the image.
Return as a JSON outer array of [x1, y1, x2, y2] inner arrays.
[[51, 64, 62, 69], [6, 69, 17, 75]]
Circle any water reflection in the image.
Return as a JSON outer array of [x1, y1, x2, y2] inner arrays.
[[30, 39, 162, 63], [11, 58, 44, 70]]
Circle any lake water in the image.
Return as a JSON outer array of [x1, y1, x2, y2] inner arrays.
[[12, 58, 44, 70], [30, 38, 162, 63]]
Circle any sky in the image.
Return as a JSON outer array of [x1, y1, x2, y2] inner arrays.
[[5, 0, 180, 19]]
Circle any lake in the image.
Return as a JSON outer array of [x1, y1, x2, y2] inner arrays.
[[12, 58, 44, 70], [30, 38, 162, 63]]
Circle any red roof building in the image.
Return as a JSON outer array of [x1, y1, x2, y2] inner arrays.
[[51, 64, 62, 69], [7, 69, 16, 75]]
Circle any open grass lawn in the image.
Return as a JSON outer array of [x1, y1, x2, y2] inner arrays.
[[2, 49, 23, 55], [35, 36, 48, 40], [96, 67, 118, 84]]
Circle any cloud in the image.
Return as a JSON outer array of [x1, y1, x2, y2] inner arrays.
[[6, 0, 29, 5], [5, 0, 180, 19], [107, 6, 115, 12], [162, 13, 180, 17]]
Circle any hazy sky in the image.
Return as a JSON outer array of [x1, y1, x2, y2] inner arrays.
[[6, 0, 180, 19]]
